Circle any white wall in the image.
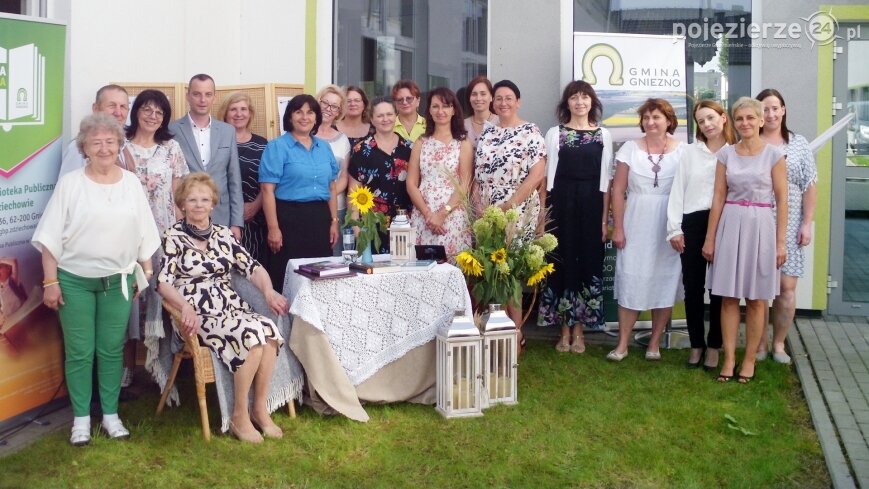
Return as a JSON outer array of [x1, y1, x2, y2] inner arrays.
[[47, 0, 308, 143]]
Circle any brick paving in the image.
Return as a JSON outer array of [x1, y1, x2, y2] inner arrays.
[[792, 315, 869, 489]]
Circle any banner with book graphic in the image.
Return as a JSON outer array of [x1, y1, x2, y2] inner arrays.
[[0, 13, 66, 430]]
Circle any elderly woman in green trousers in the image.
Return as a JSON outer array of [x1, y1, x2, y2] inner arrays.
[[33, 112, 160, 446]]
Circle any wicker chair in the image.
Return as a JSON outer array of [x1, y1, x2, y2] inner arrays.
[[155, 301, 297, 441], [156, 302, 216, 441]]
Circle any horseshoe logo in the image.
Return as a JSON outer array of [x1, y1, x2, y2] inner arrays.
[[581, 44, 624, 86]]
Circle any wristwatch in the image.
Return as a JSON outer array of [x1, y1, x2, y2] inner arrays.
[[444, 204, 453, 214]]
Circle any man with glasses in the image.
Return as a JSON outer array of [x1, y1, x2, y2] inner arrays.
[[58, 84, 130, 177], [170, 73, 243, 241], [392, 80, 426, 142]]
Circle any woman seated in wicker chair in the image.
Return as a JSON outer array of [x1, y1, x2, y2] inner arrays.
[[157, 172, 289, 443]]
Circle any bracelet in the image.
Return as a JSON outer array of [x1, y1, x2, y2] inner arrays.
[[144, 270, 154, 275], [331, 217, 339, 223], [42, 278, 58, 285], [42, 281, 59, 288]]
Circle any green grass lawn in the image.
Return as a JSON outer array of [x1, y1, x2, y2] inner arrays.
[[0, 340, 829, 489]]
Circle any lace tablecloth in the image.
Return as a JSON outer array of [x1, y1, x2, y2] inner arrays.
[[284, 258, 471, 385]]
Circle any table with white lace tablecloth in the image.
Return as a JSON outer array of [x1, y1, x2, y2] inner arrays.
[[283, 257, 471, 421]]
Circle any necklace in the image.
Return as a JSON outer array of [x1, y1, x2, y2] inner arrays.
[[472, 113, 494, 126], [645, 136, 666, 188]]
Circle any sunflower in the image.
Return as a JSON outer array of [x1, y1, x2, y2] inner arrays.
[[456, 251, 484, 277], [489, 248, 507, 264], [526, 263, 555, 286], [348, 186, 375, 214]]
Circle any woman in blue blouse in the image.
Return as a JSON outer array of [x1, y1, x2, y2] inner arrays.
[[260, 94, 339, 291], [347, 97, 413, 253]]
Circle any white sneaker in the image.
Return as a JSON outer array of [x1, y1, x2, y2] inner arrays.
[[70, 425, 91, 446], [101, 418, 130, 440]]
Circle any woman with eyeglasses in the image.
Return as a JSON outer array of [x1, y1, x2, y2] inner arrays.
[[392, 80, 426, 142], [260, 95, 340, 290], [607, 98, 685, 363], [124, 89, 190, 377], [314, 85, 352, 256], [336, 86, 374, 148], [219, 92, 268, 264]]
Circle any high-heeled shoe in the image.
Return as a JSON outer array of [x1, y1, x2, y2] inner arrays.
[[251, 417, 283, 439], [229, 421, 264, 444], [686, 348, 706, 369]]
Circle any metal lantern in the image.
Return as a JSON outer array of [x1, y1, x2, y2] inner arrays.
[[389, 209, 416, 261], [436, 310, 483, 419], [481, 304, 518, 407]]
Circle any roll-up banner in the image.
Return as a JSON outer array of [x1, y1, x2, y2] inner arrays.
[[0, 13, 67, 430]]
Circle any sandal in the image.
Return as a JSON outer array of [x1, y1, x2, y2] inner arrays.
[[716, 372, 734, 383], [570, 335, 585, 354], [737, 374, 754, 384], [555, 337, 570, 353]]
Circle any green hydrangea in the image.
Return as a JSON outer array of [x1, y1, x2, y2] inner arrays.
[[504, 208, 519, 222], [496, 261, 511, 275], [525, 247, 545, 270], [472, 218, 492, 241], [535, 233, 558, 253], [483, 206, 507, 231]]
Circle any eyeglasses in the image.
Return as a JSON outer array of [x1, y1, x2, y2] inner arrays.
[[320, 100, 341, 112], [141, 106, 165, 119], [395, 96, 416, 105]]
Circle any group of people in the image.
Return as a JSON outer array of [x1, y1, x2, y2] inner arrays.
[[602, 90, 816, 388], [35, 71, 815, 446]]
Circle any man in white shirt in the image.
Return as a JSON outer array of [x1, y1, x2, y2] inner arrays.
[[169, 74, 243, 240], [58, 85, 129, 178]]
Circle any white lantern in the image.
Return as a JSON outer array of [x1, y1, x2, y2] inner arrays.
[[436, 310, 483, 418], [481, 304, 518, 407], [389, 209, 416, 261]]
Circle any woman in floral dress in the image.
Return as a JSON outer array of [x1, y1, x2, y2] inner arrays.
[[158, 173, 288, 443], [537, 81, 612, 353], [124, 90, 189, 352], [407, 87, 473, 262], [475, 80, 547, 345], [347, 97, 413, 254]]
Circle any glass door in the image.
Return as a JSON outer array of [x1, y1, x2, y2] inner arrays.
[[830, 29, 869, 314]]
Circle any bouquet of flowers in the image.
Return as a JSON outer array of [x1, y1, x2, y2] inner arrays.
[[456, 206, 558, 309], [344, 186, 388, 253]]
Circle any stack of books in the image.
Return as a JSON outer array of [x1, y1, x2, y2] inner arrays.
[[295, 261, 355, 280]]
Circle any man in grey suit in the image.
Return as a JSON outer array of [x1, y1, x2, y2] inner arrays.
[[170, 73, 243, 240]]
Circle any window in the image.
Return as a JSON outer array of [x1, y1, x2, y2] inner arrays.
[[336, 0, 489, 100]]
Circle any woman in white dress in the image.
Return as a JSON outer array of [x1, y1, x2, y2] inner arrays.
[[755, 88, 817, 365], [608, 98, 684, 362]]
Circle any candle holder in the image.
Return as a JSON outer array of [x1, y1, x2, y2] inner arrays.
[[435, 310, 483, 418], [481, 304, 518, 407]]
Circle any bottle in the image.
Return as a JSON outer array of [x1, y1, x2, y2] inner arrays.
[[343, 227, 355, 251]]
